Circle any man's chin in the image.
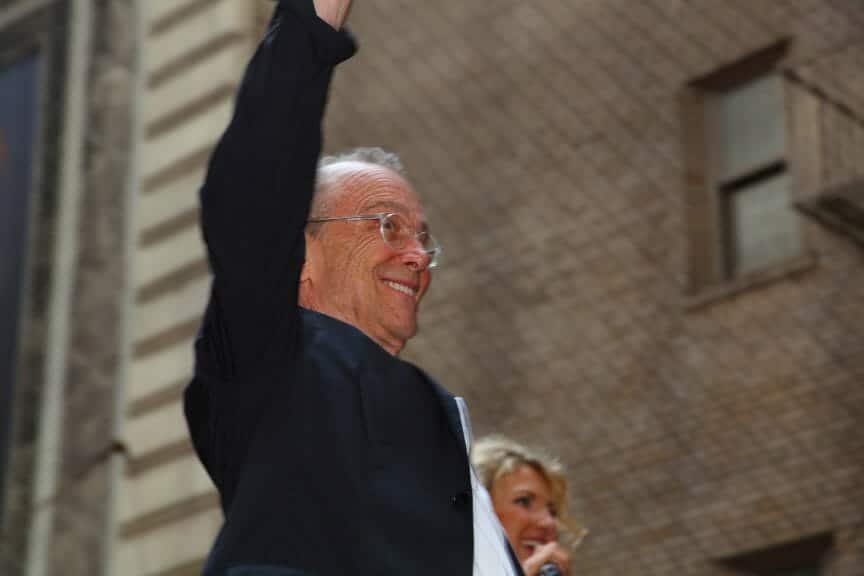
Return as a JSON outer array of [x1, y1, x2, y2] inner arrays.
[[389, 319, 419, 348], [397, 324, 418, 343]]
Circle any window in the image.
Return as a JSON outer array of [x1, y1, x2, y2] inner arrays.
[[0, 51, 41, 521], [683, 40, 805, 294], [719, 532, 832, 576], [708, 74, 801, 278]]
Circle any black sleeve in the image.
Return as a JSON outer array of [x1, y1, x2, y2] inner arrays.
[[190, 0, 355, 496]]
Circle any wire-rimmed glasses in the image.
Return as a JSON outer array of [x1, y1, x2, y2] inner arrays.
[[307, 212, 441, 268]]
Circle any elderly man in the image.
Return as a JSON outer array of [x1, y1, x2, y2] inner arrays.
[[184, 1, 527, 574]]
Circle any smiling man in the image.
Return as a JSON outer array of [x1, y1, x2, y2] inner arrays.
[[184, 1, 523, 575], [301, 155, 434, 355]]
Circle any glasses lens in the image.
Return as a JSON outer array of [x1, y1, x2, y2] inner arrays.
[[380, 213, 408, 247], [423, 233, 441, 268], [381, 213, 441, 268]]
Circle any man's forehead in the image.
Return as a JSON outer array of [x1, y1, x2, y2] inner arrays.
[[320, 160, 405, 187], [359, 198, 420, 215], [326, 162, 425, 217]]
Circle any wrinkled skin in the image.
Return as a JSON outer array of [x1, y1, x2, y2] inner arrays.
[[299, 162, 432, 355]]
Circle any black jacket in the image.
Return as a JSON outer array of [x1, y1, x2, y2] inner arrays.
[[185, 2, 476, 574]]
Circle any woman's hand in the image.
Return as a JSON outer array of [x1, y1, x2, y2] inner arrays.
[[522, 541, 571, 576], [313, 0, 353, 29]]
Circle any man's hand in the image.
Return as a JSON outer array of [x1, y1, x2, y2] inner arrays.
[[522, 541, 571, 576], [313, 0, 353, 29]]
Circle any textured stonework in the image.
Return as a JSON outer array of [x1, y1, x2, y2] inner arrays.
[[45, 1, 135, 574], [322, 1, 864, 574], [0, 0, 134, 574]]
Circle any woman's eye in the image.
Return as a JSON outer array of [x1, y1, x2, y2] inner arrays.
[[514, 496, 531, 508]]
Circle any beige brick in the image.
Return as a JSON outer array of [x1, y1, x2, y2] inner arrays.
[[149, 0, 201, 26], [114, 506, 219, 576], [137, 169, 204, 233], [147, 0, 252, 75], [144, 43, 247, 129], [133, 275, 208, 344], [129, 338, 194, 404], [135, 226, 206, 289], [124, 399, 187, 458], [118, 455, 214, 525], [140, 99, 231, 182]]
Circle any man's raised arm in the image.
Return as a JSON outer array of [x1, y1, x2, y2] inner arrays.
[[199, 0, 354, 378], [313, 0, 353, 30], [188, 0, 353, 495]]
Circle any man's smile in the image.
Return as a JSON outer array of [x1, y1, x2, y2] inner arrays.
[[383, 279, 418, 298]]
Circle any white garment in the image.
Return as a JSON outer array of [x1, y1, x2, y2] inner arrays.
[[455, 397, 519, 576]]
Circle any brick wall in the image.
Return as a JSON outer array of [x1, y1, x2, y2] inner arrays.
[[324, 1, 864, 574]]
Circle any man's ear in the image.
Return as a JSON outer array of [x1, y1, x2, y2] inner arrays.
[[298, 232, 319, 309], [300, 230, 319, 284]]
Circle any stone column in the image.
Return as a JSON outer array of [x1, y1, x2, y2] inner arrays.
[[43, 1, 134, 574]]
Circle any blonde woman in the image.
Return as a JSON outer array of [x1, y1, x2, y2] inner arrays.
[[472, 436, 586, 576]]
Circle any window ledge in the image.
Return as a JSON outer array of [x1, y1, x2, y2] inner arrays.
[[684, 253, 818, 311]]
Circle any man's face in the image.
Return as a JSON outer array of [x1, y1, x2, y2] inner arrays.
[[302, 162, 432, 354]]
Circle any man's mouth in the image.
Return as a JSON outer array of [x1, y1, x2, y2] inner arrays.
[[383, 280, 418, 298]]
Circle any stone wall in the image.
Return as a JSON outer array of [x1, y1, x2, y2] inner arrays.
[[45, 1, 134, 574], [0, 0, 134, 574]]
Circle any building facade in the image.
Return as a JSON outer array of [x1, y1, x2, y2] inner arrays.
[[1, 0, 862, 575], [1, 0, 131, 574]]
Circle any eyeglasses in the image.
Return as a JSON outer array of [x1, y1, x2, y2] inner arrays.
[[307, 212, 441, 268]]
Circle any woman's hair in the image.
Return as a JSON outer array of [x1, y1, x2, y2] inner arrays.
[[471, 435, 586, 546]]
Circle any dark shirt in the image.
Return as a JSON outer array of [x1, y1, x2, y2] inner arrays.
[[185, 2, 474, 574]]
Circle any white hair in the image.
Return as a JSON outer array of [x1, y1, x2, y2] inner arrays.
[[308, 147, 407, 235]]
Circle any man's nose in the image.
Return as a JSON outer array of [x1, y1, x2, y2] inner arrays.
[[399, 241, 431, 271]]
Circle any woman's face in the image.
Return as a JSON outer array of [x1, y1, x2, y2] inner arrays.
[[489, 464, 559, 563]]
